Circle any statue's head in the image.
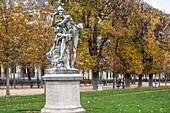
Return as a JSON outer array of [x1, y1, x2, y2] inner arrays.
[[56, 6, 64, 17]]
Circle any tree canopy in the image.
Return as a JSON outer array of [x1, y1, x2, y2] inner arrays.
[[0, 0, 170, 75]]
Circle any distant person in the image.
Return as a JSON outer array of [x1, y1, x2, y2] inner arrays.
[[83, 77, 88, 85], [162, 77, 165, 82], [118, 78, 121, 86]]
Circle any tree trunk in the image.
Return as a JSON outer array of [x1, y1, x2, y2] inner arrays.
[[41, 68, 45, 88], [165, 73, 167, 86], [125, 74, 130, 88], [149, 74, 153, 87], [134, 75, 136, 84], [0, 65, 1, 77], [92, 69, 99, 90], [13, 73, 16, 88], [158, 73, 161, 87], [106, 72, 108, 85], [6, 68, 10, 96], [27, 68, 31, 81], [112, 72, 116, 89], [116, 73, 118, 85], [138, 74, 142, 88], [12, 66, 16, 88], [122, 75, 125, 89], [154, 74, 156, 87]]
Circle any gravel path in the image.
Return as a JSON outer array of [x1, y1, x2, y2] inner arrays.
[[0, 82, 169, 97], [0, 88, 44, 97], [0, 86, 94, 97]]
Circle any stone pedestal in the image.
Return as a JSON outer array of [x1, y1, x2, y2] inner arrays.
[[41, 68, 85, 113]]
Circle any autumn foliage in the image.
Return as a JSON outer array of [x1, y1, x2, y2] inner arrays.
[[0, 0, 170, 76]]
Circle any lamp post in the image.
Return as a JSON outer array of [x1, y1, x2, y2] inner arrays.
[[98, 59, 103, 91], [97, 36, 103, 90], [99, 59, 103, 84]]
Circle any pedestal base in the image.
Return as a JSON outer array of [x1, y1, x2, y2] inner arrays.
[[41, 107, 85, 113], [41, 68, 85, 113]]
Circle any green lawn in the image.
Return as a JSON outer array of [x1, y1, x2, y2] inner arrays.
[[0, 87, 170, 113]]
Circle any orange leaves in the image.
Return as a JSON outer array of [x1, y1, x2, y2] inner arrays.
[[0, 0, 169, 75], [0, 1, 38, 68], [147, 16, 161, 32]]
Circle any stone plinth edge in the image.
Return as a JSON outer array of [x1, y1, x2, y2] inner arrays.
[[41, 107, 85, 113], [46, 68, 79, 74], [43, 68, 83, 81]]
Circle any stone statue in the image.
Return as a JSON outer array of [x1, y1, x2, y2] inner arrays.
[[46, 6, 78, 69]]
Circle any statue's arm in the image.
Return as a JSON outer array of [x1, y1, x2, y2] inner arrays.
[[51, 14, 56, 27], [51, 13, 63, 26], [57, 15, 71, 26], [57, 33, 72, 38]]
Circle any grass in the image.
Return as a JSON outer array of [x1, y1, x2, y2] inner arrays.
[[0, 87, 170, 113]]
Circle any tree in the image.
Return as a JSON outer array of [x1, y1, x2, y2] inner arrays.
[[54, 0, 170, 89], [13, 1, 55, 83], [0, 0, 30, 95], [1, 0, 169, 91]]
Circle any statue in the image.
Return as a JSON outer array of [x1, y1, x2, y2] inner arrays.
[[42, 6, 85, 113], [46, 6, 78, 69]]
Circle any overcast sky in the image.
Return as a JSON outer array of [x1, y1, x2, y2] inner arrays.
[[144, 0, 170, 14]]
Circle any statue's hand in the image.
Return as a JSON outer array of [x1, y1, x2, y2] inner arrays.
[[57, 23, 62, 26], [53, 12, 57, 16]]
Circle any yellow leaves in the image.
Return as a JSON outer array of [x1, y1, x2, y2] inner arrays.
[[118, 44, 144, 74], [98, 21, 115, 36], [142, 32, 166, 73], [75, 38, 96, 69], [89, 17, 96, 27], [154, 17, 160, 25], [148, 16, 161, 31], [0, 0, 54, 68]]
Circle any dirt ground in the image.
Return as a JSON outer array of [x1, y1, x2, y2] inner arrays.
[[0, 82, 169, 97]]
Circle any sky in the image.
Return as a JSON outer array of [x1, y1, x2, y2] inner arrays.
[[144, 0, 170, 14]]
